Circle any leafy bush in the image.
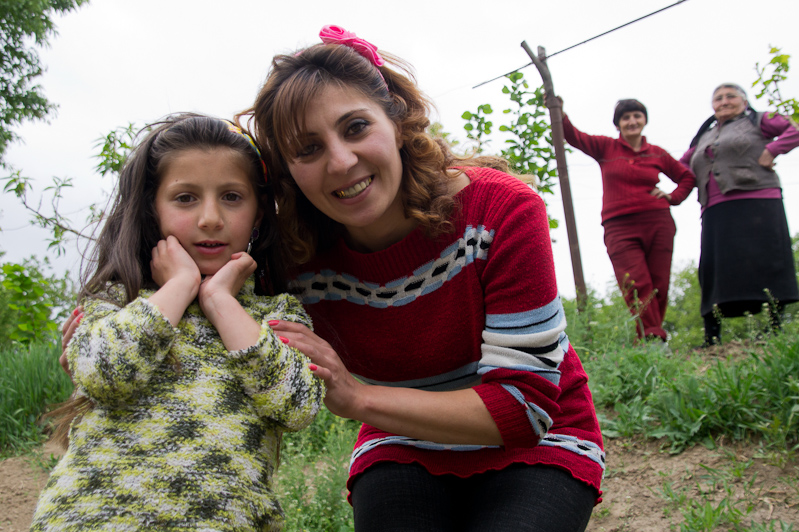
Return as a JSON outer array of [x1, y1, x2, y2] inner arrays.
[[0, 257, 74, 348]]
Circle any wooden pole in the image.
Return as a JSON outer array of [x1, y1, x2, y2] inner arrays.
[[521, 41, 587, 309]]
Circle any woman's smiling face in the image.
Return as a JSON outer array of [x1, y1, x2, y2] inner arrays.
[[712, 87, 747, 123], [286, 84, 414, 252]]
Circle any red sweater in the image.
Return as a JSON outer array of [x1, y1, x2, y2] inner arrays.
[[563, 115, 696, 223], [289, 167, 605, 501]]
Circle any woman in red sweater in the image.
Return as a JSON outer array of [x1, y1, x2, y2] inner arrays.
[[561, 99, 696, 343], [248, 26, 603, 531]]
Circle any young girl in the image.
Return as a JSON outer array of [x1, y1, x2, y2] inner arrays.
[[31, 114, 324, 532]]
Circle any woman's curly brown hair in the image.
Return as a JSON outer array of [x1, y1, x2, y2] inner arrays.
[[240, 43, 509, 265]]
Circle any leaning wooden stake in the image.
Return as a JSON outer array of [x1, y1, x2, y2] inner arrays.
[[521, 41, 587, 309]]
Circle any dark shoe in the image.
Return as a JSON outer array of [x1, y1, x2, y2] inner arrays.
[[700, 336, 721, 349]]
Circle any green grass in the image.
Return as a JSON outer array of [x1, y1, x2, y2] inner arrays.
[[276, 408, 359, 532], [0, 340, 73, 456], [658, 455, 796, 532], [577, 327, 799, 455], [2, 261, 799, 530]]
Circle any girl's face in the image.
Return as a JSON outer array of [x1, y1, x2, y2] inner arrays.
[[712, 88, 747, 123], [154, 148, 262, 275], [616, 111, 647, 140], [286, 84, 414, 252]]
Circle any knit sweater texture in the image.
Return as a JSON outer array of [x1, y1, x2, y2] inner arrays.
[[30, 279, 324, 532], [289, 167, 605, 501], [562, 115, 695, 223]]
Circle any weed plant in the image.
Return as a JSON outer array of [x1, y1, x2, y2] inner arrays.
[[0, 339, 73, 456], [275, 407, 359, 532], [658, 456, 796, 531]]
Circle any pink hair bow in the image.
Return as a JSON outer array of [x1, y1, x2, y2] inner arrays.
[[319, 25, 384, 67]]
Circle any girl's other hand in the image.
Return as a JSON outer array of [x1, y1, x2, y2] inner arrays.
[[269, 320, 363, 419], [198, 252, 257, 305], [151, 236, 201, 292]]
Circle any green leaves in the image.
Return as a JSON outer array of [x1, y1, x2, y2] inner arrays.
[[753, 45, 799, 127], [94, 123, 136, 177], [0, 0, 89, 166], [461, 105, 494, 146], [460, 73, 559, 226], [0, 258, 74, 347]]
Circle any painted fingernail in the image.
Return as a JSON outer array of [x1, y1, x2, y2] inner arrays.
[[72, 308, 81, 316], [268, 320, 279, 327], [309, 364, 318, 371], [76, 313, 84, 325], [279, 336, 289, 344]]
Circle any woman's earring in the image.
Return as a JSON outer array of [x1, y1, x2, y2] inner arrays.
[[246, 227, 260, 255]]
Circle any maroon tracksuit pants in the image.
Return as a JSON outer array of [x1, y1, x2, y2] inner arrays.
[[603, 209, 676, 341]]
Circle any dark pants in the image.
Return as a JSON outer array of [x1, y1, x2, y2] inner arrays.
[[603, 210, 676, 341], [351, 462, 597, 532]]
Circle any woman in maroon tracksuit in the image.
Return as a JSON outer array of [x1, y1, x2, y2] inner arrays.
[[561, 98, 696, 343]]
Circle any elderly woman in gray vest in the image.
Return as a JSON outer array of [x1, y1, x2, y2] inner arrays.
[[680, 83, 799, 346]]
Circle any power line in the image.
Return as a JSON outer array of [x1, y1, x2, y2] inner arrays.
[[472, 0, 690, 89]]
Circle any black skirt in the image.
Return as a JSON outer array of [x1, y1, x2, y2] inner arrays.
[[699, 198, 799, 317]]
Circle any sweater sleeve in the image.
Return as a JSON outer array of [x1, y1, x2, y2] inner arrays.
[[679, 147, 695, 170], [659, 148, 696, 205], [761, 113, 799, 156], [562, 114, 612, 160], [68, 291, 177, 407], [226, 293, 324, 432], [471, 178, 568, 449]]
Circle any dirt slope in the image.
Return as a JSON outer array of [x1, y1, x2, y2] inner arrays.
[[3, 437, 797, 531]]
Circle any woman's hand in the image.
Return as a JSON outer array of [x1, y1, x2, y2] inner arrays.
[[650, 187, 672, 202], [542, 90, 563, 110], [758, 148, 776, 170], [59, 307, 83, 378], [269, 320, 364, 419]]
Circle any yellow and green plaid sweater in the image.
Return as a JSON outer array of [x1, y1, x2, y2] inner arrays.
[[30, 278, 324, 531]]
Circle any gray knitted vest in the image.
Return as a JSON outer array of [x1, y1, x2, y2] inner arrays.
[[690, 112, 781, 206]]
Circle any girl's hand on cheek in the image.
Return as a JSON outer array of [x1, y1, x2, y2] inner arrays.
[[198, 252, 257, 307], [151, 236, 201, 292], [269, 320, 363, 419]]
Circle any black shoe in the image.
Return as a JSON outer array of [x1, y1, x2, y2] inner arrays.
[[700, 336, 720, 349]]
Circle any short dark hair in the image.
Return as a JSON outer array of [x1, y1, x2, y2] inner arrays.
[[613, 99, 647, 126]]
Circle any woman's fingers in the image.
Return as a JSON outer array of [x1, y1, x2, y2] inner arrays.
[[649, 188, 670, 201], [758, 149, 775, 169], [280, 333, 332, 366], [60, 307, 81, 379], [61, 308, 82, 356], [308, 363, 332, 381]]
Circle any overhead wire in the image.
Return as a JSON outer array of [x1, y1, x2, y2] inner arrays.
[[472, 0, 690, 89]]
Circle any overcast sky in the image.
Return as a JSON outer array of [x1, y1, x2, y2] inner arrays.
[[1, 0, 798, 299]]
